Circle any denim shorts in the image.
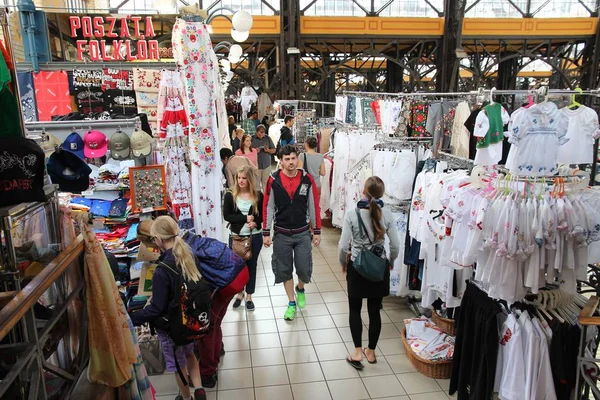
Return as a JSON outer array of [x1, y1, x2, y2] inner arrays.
[[271, 230, 313, 284]]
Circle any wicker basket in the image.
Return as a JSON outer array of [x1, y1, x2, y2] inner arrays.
[[401, 329, 452, 379], [431, 309, 456, 336]]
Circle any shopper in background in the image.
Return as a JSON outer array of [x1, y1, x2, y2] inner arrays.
[[278, 115, 295, 153], [130, 216, 207, 400], [232, 128, 245, 153], [242, 111, 257, 136], [261, 115, 270, 127], [297, 136, 325, 201], [227, 115, 237, 147], [337, 176, 399, 370], [252, 124, 276, 190], [220, 147, 259, 189], [235, 134, 259, 167], [263, 145, 321, 321], [223, 165, 264, 311]]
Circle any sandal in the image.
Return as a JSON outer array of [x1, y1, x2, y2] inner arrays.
[[346, 356, 364, 370], [362, 348, 377, 364]]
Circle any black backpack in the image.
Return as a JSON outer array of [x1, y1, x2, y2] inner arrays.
[[158, 261, 213, 346], [156, 261, 214, 385]]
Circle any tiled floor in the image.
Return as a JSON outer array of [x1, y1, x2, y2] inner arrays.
[[151, 226, 452, 400]]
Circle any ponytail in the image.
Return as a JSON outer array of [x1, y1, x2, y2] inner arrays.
[[364, 176, 386, 242], [173, 236, 201, 282], [151, 215, 201, 282], [369, 197, 385, 241]]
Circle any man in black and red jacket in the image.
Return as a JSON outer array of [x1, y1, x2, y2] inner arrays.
[[263, 144, 321, 321]]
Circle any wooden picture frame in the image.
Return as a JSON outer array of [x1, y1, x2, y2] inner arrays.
[[130, 165, 168, 213]]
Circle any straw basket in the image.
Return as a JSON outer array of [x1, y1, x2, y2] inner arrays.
[[431, 309, 456, 336], [401, 329, 452, 379]]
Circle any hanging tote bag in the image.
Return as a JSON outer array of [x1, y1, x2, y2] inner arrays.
[[353, 209, 388, 282]]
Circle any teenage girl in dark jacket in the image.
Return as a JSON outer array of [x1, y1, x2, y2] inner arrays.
[[223, 165, 264, 311], [131, 216, 206, 400]]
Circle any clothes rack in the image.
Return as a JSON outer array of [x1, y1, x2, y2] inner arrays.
[[437, 151, 474, 171]]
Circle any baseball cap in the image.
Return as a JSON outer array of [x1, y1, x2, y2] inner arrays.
[[84, 130, 108, 158], [61, 132, 85, 159], [130, 130, 153, 158], [109, 131, 131, 160], [47, 149, 92, 193], [39, 134, 61, 155]]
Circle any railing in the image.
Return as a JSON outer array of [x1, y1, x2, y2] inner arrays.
[[0, 235, 88, 399], [297, 0, 596, 17], [203, 0, 279, 15], [575, 296, 600, 399]]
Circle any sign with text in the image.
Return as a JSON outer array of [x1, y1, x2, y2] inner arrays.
[[69, 16, 159, 61]]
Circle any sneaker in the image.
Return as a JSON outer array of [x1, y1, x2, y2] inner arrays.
[[284, 304, 297, 321], [246, 300, 255, 311], [194, 388, 207, 400], [232, 297, 243, 308], [201, 374, 217, 388], [296, 287, 306, 309]]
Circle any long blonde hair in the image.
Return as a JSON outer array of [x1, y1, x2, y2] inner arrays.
[[232, 165, 259, 214], [151, 216, 201, 282]]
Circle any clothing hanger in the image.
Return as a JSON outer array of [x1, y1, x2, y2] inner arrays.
[[524, 90, 536, 109], [531, 293, 554, 322], [568, 87, 583, 109]]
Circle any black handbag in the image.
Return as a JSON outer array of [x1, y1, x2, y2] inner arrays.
[[353, 209, 388, 282]]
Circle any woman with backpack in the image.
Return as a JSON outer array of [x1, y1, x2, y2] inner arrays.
[[223, 165, 264, 311], [337, 176, 400, 370], [131, 216, 207, 400]]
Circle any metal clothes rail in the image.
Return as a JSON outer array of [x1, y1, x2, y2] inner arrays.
[[24, 117, 141, 132], [343, 88, 600, 98], [16, 62, 177, 72]]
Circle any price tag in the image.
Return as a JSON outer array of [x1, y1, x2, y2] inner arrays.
[[142, 207, 154, 214], [81, 190, 94, 196]]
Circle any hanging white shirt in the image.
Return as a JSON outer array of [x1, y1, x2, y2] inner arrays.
[[557, 105, 599, 164], [497, 314, 526, 400]]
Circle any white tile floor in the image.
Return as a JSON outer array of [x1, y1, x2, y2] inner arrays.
[[151, 226, 452, 400]]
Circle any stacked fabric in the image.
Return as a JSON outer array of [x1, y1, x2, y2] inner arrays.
[[124, 223, 141, 258], [94, 225, 130, 257], [404, 317, 454, 362], [96, 164, 121, 190]]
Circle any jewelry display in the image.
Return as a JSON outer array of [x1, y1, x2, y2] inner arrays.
[[130, 165, 168, 212]]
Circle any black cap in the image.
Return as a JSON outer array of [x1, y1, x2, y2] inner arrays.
[[46, 149, 92, 193]]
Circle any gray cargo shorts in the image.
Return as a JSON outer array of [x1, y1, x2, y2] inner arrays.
[[271, 230, 313, 284]]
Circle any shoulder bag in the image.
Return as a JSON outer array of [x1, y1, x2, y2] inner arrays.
[[226, 194, 253, 261], [353, 209, 388, 282], [230, 235, 252, 260]]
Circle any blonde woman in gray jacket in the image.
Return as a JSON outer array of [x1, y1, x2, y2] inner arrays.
[[338, 176, 400, 370]]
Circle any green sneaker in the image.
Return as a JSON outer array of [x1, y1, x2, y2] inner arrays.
[[284, 305, 297, 321], [296, 287, 306, 309]]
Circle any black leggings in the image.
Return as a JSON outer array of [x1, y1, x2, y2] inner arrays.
[[348, 297, 383, 350]]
